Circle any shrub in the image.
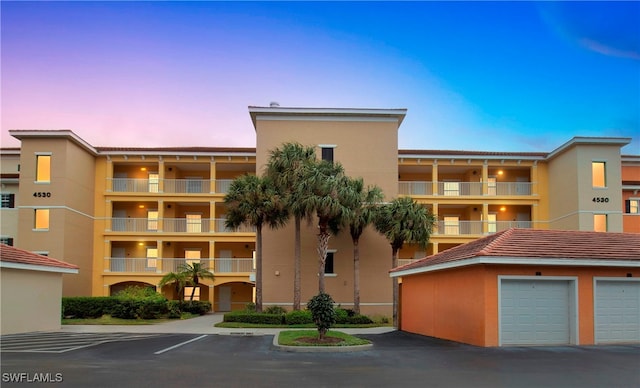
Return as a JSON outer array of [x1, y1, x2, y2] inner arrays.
[[347, 314, 374, 324], [307, 293, 336, 339], [264, 305, 287, 315], [62, 297, 118, 319], [113, 285, 157, 299], [167, 301, 182, 319], [223, 311, 283, 325], [244, 302, 256, 312], [284, 310, 313, 325], [181, 300, 211, 315], [335, 308, 350, 324]]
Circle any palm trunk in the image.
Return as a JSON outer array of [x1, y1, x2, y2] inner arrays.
[[392, 247, 399, 328], [255, 225, 263, 312], [190, 275, 199, 301], [317, 223, 330, 294], [353, 237, 360, 314], [293, 216, 301, 310]]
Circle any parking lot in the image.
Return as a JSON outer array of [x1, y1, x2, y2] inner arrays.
[[2, 331, 639, 387]]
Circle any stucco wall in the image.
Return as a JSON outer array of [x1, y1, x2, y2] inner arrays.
[[1, 268, 63, 334]]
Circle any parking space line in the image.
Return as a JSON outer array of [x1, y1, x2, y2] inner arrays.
[[154, 335, 208, 354]]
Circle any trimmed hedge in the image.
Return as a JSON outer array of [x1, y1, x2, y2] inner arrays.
[[62, 297, 119, 319], [181, 300, 212, 315], [223, 311, 284, 325], [284, 309, 313, 325]]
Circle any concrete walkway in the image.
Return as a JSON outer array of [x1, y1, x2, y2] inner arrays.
[[59, 312, 396, 335]]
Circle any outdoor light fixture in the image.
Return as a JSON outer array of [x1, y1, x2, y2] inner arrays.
[[141, 167, 147, 171], [500, 206, 506, 212], [498, 170, 504, 176]]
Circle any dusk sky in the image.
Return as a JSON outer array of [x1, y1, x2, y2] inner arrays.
[[2, 1, 639, 153]]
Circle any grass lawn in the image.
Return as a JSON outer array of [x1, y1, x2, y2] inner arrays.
[[278, 330, 371, 346], [215, 322, 385, 329], [62, 313, 197, 325]]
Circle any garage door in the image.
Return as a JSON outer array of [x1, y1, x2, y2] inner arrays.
[[500, 279, 573, 345], [595, 280, 640, 344]]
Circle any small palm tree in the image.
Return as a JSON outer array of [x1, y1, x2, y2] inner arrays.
[[266, 142, 316, 310], [158, 271, 190, 301], [342, 177, 383, 314], [224, 174, 289, 312], [374, 197, 436, 327], [178, 262, 215, 301]]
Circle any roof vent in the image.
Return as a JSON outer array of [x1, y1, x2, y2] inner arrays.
[[270, 102, 280, 107]]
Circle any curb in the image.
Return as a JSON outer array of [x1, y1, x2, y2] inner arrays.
[[272, 332, 374, 352]]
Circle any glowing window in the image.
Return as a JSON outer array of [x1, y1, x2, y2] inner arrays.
[[184, 286, 200, 301], [146, 247, 158, 268], [36, 155, 51, 182], [35, 209, 50, 229], [592, 162, 606, 188], [147, 210, 158, 231], [593, 214, 607, 232]]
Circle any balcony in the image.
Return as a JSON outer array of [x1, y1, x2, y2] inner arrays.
[[434, 220, 532, 236], [399, 181, 533, 196], [108, 218, 256, 233], [108, 178, 234, 194], [104, 258, 254, 274]]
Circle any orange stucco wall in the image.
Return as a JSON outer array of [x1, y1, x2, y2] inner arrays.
[[400, 264, 640, 347]]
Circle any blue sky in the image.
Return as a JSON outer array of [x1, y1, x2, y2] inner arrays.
[[2, 1, 638, 153]]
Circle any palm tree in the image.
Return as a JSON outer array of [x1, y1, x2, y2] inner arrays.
[[342, 177, 383, 314], [224, 174, 289, 312], [302, 160, 354, 293], [265, 142, 316, 310], [158, 271, 190, 301], [374, 197, 436, 327], [178, 262, 215, 301]]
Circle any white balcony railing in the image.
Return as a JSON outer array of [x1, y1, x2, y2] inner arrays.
[[108, 178, 235, 194], [434, 220, 532, 235], [399, 181, 533, 196], [104, 258, 254, 274], [107, 218, 256, 233]]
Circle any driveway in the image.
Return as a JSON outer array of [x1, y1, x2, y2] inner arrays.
[[2, 330, 638, 387]]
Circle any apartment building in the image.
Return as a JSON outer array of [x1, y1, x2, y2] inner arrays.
[[1, 105, 638, 316]]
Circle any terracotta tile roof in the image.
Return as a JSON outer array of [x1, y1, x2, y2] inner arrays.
[[391, 228, 640, 274], [0, 244, 79, 271]]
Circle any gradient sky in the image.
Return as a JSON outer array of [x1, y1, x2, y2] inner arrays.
[[2, 1, 639, 153]]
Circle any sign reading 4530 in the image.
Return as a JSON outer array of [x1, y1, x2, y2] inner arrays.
[[33, 192, 52, 198]]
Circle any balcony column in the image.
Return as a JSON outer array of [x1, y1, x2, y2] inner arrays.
[[482, 203, 489, 234], [532, 203, 540, 229], [208, 285, 215, 311], [105, 200, 113, 231], [431, 241, 439, 255], [210, 201, 216, 233], [104, 239, 111, 272], [482, 161, 489, 195], [158, 159, 165, 193], [209, 240, 216, 272], [432, 203, 438, 235], [106, 157, 113, 192], [157, 240, 163, 274], [531, 162, 538, 196], [432, 161, 439, 196], [210, 160, 217, 193], [157, 200, 164, 232]]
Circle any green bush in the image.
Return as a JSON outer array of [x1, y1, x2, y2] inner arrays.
[[111, 286, 170, 319], [284, 309, 313, 325], [181, 300, 211, 315], [346, 314, 374, 324], [264, 305, 287, 315], [244, 302, 256, 312], [335, 308, 349, 324], [307, 293, 336, 338], [62, 297, 118, 319], [223, 311, 284, 325], [167, 301, 182, 319]]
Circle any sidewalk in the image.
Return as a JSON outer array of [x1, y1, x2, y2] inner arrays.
[[59, 312, 396, 335]]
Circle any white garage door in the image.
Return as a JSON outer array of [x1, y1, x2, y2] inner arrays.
[[500, 279, 573, 346], [595, 280, 640, 344]]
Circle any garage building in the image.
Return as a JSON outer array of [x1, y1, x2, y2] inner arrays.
[[390, 228, 640, 346]]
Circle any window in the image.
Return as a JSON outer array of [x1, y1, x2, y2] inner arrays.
[[36, 154, 51, 182], [625, 199, 640, 214], [443, 181, 460, 196], [487, 213, 497, 233], [487, 177, 497, 196], [184, 286, 200, 301], [592, 162, 606, 188], [325, 251, 335, 274], [319, 145, 336, 162], [146, 247, 158, 269], [148, 173, 159, 193], [0, 237, 14, 246], [185, 249, 201, 265], [147, 210, 159, 231], [444, 216, 459, 235], [34, 209, 50, 230], [594, 214, 607, 232], [186, 214, 202, 233], [1, 193, 15, 208]]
